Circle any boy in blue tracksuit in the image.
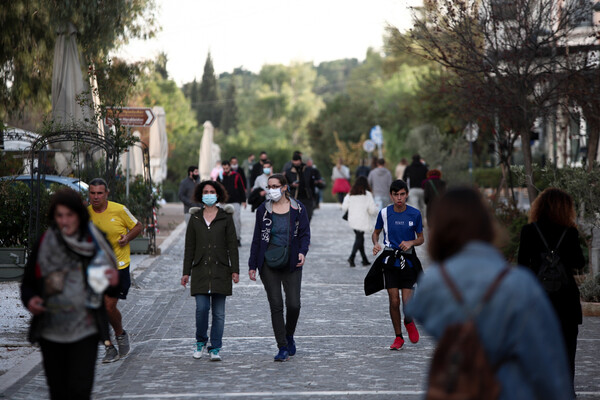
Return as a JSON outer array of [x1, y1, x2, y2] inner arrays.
[[371, 179, 424, 350]]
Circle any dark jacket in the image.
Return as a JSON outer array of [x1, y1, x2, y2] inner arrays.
[[518, 219, 584, 325], [249, 198, 311, 272], [403, 161, 428, 189], [285, 163, 317, 201], [218, 171, 247, 203], [178, 176, 199, 213], [364, 249, 423, 296], [183, 205, 239, 296], [21, 229, 115, 344], [423, 177, 447, 221]]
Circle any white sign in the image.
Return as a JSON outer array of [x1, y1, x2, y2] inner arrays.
[[363, 139, 376, 153], [464, 122, 479, 142], [370, 125, 383, 145]]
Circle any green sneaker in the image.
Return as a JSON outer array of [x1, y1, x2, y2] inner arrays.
[[193, 342, 206, 359], [209, 348, 222, 361]]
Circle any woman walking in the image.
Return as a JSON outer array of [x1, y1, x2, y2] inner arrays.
[[248, 174, 311, 361], [341, 176, 378, 267], [21, 188, 118, 400], [518, 188, 584, 396], [408, 187, 573, 400], [182, 180, 239, 361], [331, 158, 351, 203]]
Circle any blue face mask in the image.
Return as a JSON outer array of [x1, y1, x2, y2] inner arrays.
[[202, 194, 217, 206], [263, 167, 271, 175]]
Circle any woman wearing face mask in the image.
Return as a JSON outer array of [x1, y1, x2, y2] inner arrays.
[[248, 160, 273, 211], [249, 174, 311, 361], [182, 181, 239, 361], [21, 188, 118, 400]]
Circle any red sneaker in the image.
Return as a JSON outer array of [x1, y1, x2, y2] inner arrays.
[[390, 336, 405, 350], [405, 321, 420, 343]]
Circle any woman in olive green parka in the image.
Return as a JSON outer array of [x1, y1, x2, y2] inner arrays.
[[181, 181, 239, 361]]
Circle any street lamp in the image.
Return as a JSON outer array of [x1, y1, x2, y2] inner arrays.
[[464, 122, 479, 183]]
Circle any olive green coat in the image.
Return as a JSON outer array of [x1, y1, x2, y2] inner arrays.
[[183, 205, 239, 296]]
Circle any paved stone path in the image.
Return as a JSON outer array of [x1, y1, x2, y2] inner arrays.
[[4, 204, 600, 399]]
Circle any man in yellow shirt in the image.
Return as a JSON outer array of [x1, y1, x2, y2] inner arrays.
[[88, 178, 142, 363]]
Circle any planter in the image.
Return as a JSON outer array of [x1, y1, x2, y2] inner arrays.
[[581, 302, 600, 317], [129, 237, 150, 254], [0, 247, 26, 281]]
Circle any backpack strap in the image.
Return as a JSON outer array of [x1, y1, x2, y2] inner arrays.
[[440, 263, 512, 315], [533, 222, 567, 251]]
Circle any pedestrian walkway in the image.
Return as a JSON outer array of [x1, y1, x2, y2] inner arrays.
[[4, 204, 600, 399]]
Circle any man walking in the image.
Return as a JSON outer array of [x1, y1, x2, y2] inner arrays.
[[88, 178, 143, 363], [367, 158, 393, 210], [179, 166, 199, 224], [285, 153, 317, 221], [250, 151, 268, 188], [402, 154, 428, 213], [217, 160, 247, 246]]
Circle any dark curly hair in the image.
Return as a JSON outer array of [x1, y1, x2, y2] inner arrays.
[[194, 180, 228, 204], [48, 187, 90, 238], [528, 187, 576, 228]]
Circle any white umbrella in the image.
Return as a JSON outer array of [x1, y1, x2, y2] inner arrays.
[[149, 107, 168, 184], [199, 121, 216, 181]]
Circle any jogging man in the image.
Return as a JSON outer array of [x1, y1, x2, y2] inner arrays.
[[371, 179, 424, 350], [88, 178, 143, 363]]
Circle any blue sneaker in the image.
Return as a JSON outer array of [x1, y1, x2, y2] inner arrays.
[[286, 335, 296, 356], [274, 346, 289, 362], [193, 342, 206, 359]]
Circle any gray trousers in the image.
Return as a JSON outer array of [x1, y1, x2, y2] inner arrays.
[[230, 202, 241, 240], [259, 265, 302, 348], [407, 187, 425, 214]]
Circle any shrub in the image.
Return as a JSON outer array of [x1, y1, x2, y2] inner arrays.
[[579, 274, 600, 302]]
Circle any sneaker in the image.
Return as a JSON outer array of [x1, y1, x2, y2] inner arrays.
[[209, 348, 222, 361], [361, 259, 371, 266], [390, 336, 405, 350], [116, 330, 130, 357], [274, 346, 289, 362], [347, 258, 356, 267], [286, 335, 296, 356], [193, 342, 206, 359], [405, 321, 420, 343], [102, 345, 120, 363]]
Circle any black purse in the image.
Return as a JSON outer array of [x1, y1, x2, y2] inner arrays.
[[264, 212, 290, 269], [342, 210, 348, 220]]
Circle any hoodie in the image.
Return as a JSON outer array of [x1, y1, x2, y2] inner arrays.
[[367, 167, 393, 197]]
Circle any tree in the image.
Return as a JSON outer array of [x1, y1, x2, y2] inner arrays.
[[220, 81, 238, 135], [0, 0, 157, 125], [197, 52, 221, 127], [390, 0, 599, 201]]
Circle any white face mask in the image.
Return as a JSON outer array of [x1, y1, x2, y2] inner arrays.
[[268, 188, 282, 202]]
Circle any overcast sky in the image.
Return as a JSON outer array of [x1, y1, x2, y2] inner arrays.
[[114, 0, 420, 85]]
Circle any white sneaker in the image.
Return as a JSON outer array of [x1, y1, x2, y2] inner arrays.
[[193, 342, 206, 359], [209, 348, 222, 361]]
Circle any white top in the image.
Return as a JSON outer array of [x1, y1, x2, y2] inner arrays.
[[331, 165, 350, 180], [341, 191, 379, 232]]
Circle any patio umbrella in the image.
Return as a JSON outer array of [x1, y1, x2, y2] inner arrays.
[[149, 107, 168, 184]]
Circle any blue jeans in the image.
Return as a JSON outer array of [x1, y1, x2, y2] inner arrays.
[[195, 294, 226, 349]]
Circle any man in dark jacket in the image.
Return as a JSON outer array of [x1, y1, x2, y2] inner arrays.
[[285, 153, 317, 221], [217, 160, 246, 246], [179, 166, 199, 224], [250, 151, 268, 188], [402, 154, 428, 213]]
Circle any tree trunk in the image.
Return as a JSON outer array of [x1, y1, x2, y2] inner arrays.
[[586, 117, 600, 172], [520, 131, 538, 203]]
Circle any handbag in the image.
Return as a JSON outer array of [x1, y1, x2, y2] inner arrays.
[[264, 212, 290, 269], [265, 245, 289, 269], [342, 210, 348, 220]]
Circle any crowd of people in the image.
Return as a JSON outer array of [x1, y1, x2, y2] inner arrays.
[[20, 149, 584, 399]]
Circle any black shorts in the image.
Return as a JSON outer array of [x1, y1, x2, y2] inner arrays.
[[107, 267, 131, 300], [383, 265, 418, 289]]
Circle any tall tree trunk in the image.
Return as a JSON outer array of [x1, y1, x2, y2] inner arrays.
[[586, 117, 600, 172], [520, 131, 537, 203]]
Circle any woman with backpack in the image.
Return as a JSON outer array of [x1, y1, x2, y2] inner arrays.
[[518, 188, 584, 395], [407, 187, 573, 400]]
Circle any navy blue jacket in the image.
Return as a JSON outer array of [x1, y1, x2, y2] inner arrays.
[[249, 198, 310, 272]]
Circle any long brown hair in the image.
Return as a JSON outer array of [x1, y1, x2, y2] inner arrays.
[[350, 176, 371, 195], [528, 188, 576, 227], [428, 187, 496, 262]]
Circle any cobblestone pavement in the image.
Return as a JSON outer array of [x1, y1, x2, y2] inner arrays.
[[4, 204, 600, 399]]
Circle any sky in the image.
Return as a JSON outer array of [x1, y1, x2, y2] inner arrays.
[[114, 0, 420, 85]]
